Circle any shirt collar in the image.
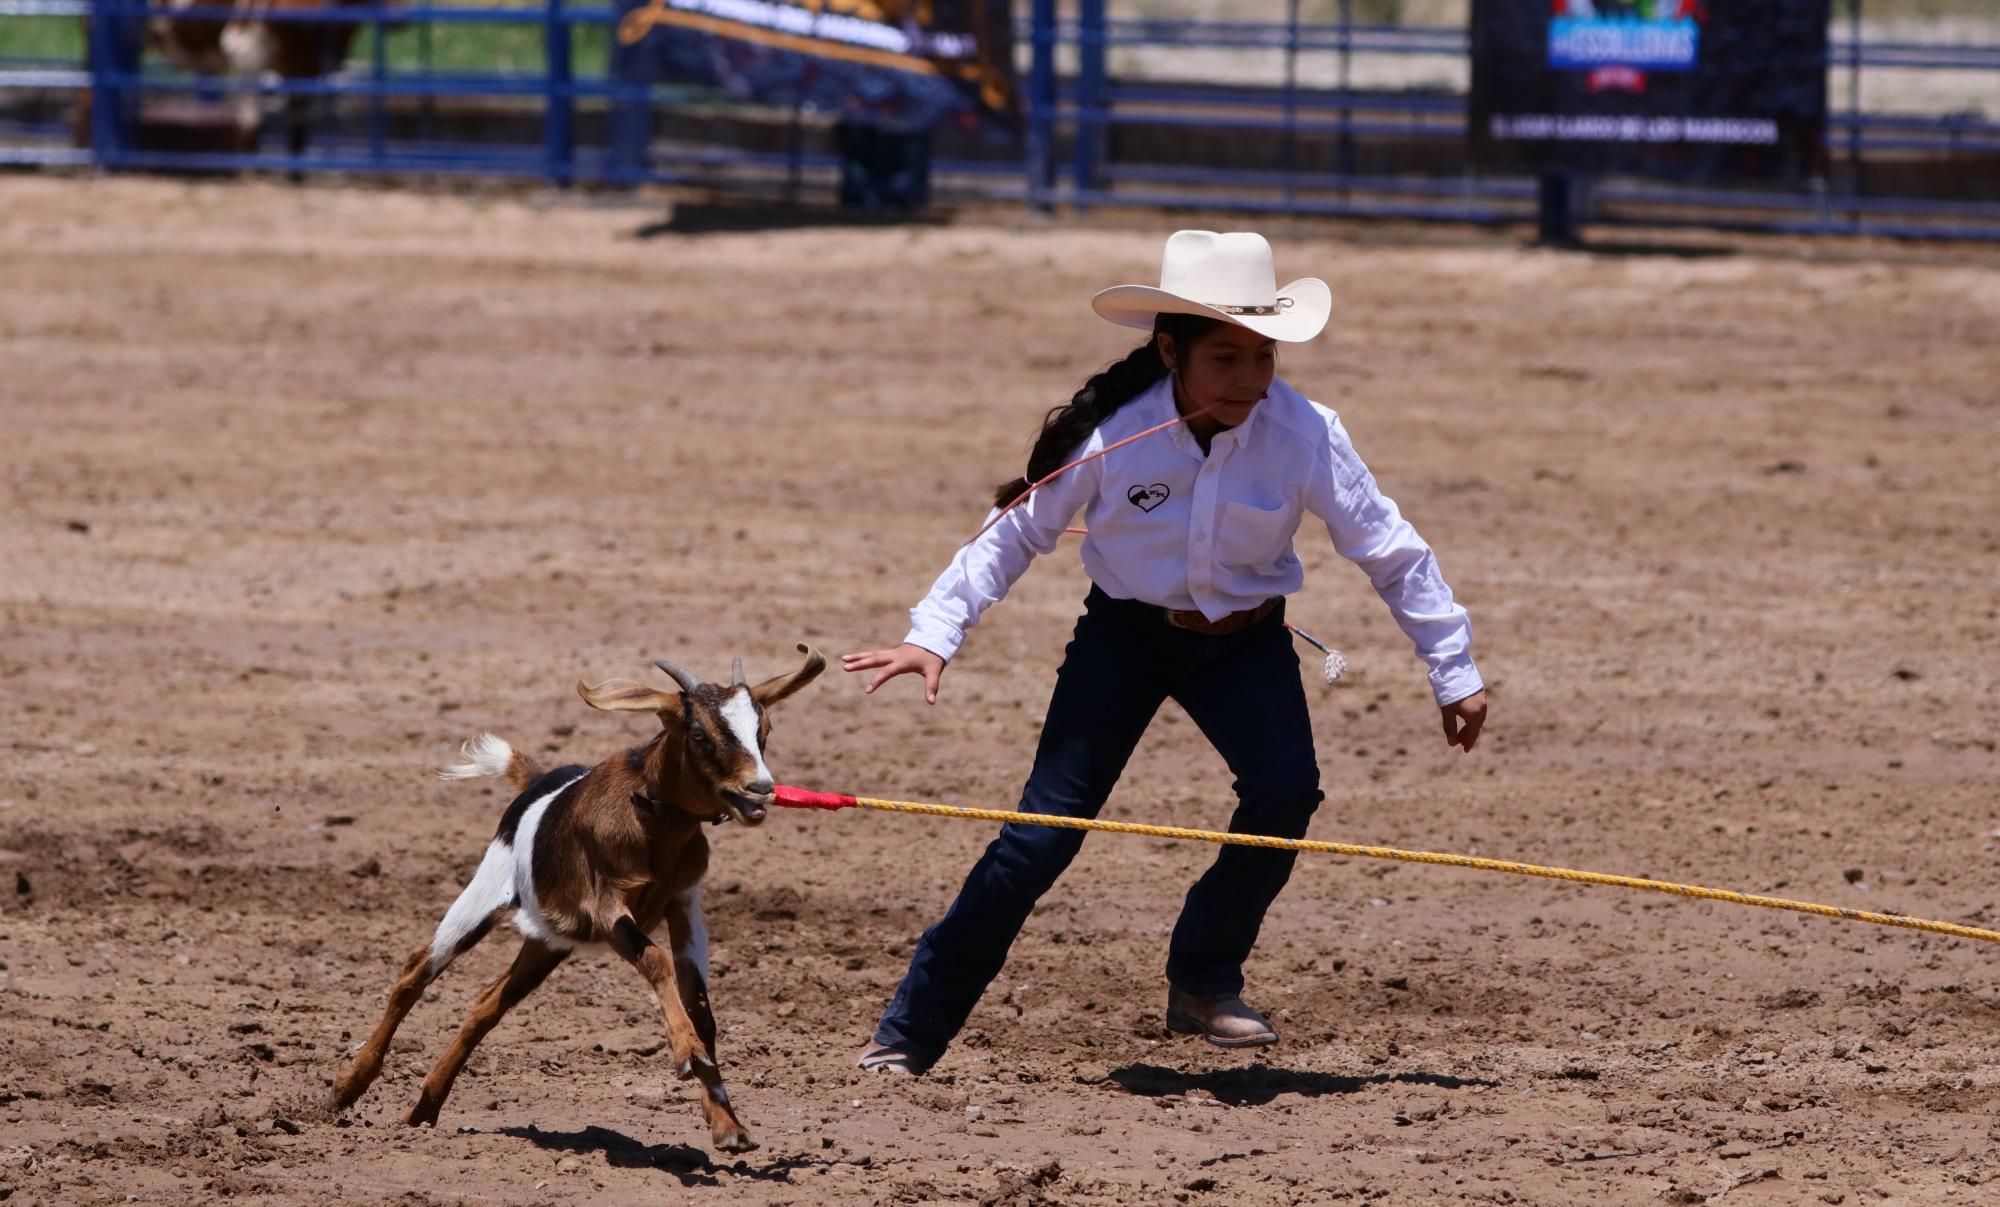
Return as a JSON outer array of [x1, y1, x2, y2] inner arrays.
[[1154, 375, 1274, 456], [1219, 389, 1272, 445], [1130, 377, 1201, 460]]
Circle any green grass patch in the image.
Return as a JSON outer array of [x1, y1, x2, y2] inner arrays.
[[379, 0, 613, 76], [0, 16, 85, 62]]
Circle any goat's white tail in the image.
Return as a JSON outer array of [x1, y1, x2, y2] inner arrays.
[[438, 733, 516, 782]]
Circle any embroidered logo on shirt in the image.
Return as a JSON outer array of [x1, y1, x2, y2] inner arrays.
[[1126, 483, 1171, 513]]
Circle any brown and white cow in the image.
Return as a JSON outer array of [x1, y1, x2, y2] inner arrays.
[[81, 0, 386, 156]]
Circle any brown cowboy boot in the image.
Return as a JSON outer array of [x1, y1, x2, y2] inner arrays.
[[1165, 985, 1279, 1049]]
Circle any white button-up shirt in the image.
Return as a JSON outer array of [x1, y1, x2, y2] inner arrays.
[[905, 376, 1483, 707]]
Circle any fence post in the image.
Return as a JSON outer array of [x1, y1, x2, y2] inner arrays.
[[369, 1, 389, 165], [1282, 0, 1299, 211], [87, 0, 135, 167], [1025, 0, 1056, 212], [419, 19, 437, 144], [608, 8, 651, 185], [1072, 0, 1105, 211], [545, 0, 575, 187], [1337, 0, 1354, 189], [1847, 0, 1863, 231]]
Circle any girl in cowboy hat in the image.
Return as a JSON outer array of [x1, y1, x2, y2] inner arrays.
[[842, 229, 1488, 1074]]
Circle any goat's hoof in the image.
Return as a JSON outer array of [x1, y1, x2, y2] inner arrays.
[[406, 1100, 441, 1128], [330, 1070, 372, 1112], [715, 1129, 758, 1154]]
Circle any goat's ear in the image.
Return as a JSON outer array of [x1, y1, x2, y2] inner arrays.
[[750, 643, 826, 708], [577, 678, 682, 716]]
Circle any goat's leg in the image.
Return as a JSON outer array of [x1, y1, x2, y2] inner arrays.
[[333, 941, 434, 1110], [663, 892, 753, 1153], [334, 844, 517, 1111], [665, 890, 716, 1053], [334, 911, 506, 1111], [407, 939, 567, 1127], [609, 915, 754, 1153], [607, 916, 708, 1075]]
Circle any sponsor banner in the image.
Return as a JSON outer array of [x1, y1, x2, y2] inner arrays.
[[1471, 0, 1830, 179], [1547, 16, 1699, 72], [613, 0, 1018, 136]]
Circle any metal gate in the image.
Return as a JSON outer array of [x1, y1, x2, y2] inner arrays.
[[2, 0, 1996, 239]]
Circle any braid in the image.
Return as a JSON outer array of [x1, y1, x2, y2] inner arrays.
[[989, 312, 1222, 509]]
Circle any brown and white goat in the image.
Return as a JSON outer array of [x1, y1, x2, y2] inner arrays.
[[331, 644, 824, 1154]]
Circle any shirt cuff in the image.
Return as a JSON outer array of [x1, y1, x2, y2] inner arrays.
[[902, 621, 963, 664], [1429, 656, 1484, 708]]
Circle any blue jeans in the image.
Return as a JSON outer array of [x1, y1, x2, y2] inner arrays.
[[873, 586, 1324, 1066]]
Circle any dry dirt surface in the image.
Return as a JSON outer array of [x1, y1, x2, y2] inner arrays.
[[3, 177, 1998, 1206]]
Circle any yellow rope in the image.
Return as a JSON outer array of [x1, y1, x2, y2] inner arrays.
[[843, 794, 2000, 946]]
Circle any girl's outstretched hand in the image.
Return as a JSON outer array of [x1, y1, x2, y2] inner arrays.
[[1442, 690, 1487, 752], [842, 643, 947, 705]]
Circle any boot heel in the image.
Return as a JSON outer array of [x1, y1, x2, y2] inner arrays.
[[1164, 1010, 1204, 1036]]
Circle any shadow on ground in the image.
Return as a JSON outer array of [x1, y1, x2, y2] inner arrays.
[[499, 1123, 820, 1187], [1098, 1062, 1498, 1107], [632, 202, 949, 237], [1531, 234, 1739, 258]]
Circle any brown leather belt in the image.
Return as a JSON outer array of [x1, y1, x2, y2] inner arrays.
[[1161, 597, 1281, 636]]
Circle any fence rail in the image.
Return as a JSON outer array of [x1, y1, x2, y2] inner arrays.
[[2, 0, 1996, 240]]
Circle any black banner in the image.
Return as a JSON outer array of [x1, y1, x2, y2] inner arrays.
[[613, 0, 1018, 137], [1470, 0, 1830, 180]]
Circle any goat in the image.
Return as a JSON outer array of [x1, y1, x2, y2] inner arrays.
[[331, 643, 825, 1154]]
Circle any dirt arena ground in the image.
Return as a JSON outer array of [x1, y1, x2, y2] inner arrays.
[[2, 177, 1997, 1205]]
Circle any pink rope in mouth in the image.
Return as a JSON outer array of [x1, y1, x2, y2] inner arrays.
[[963, 402, 1221, 548]]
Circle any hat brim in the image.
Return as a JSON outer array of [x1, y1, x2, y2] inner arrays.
[[1090, 277, 1331, 343]]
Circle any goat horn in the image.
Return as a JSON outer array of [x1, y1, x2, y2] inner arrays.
[[653, 658, 704, 692], [731, 656, 746, 686]]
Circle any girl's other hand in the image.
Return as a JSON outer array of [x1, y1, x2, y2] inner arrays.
[[1442, 691, 1487, 752], [841, 644, 947, 705]]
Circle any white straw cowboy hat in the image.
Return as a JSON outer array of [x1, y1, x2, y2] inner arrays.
[[1091, 230, 1331, 343]]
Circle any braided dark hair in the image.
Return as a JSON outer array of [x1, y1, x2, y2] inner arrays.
[[990, 312, 1225, 509]]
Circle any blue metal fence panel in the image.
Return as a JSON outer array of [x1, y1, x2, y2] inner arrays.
[[0, 0, 1994, 239], [1025, 0, 1055, 209], [543, 0, 571, 186]]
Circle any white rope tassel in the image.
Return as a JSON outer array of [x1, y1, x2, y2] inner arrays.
[[1286, 624, 1347, 684]]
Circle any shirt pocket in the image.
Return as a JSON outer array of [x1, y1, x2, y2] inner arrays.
[[1217, 499, 1301, 570]]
